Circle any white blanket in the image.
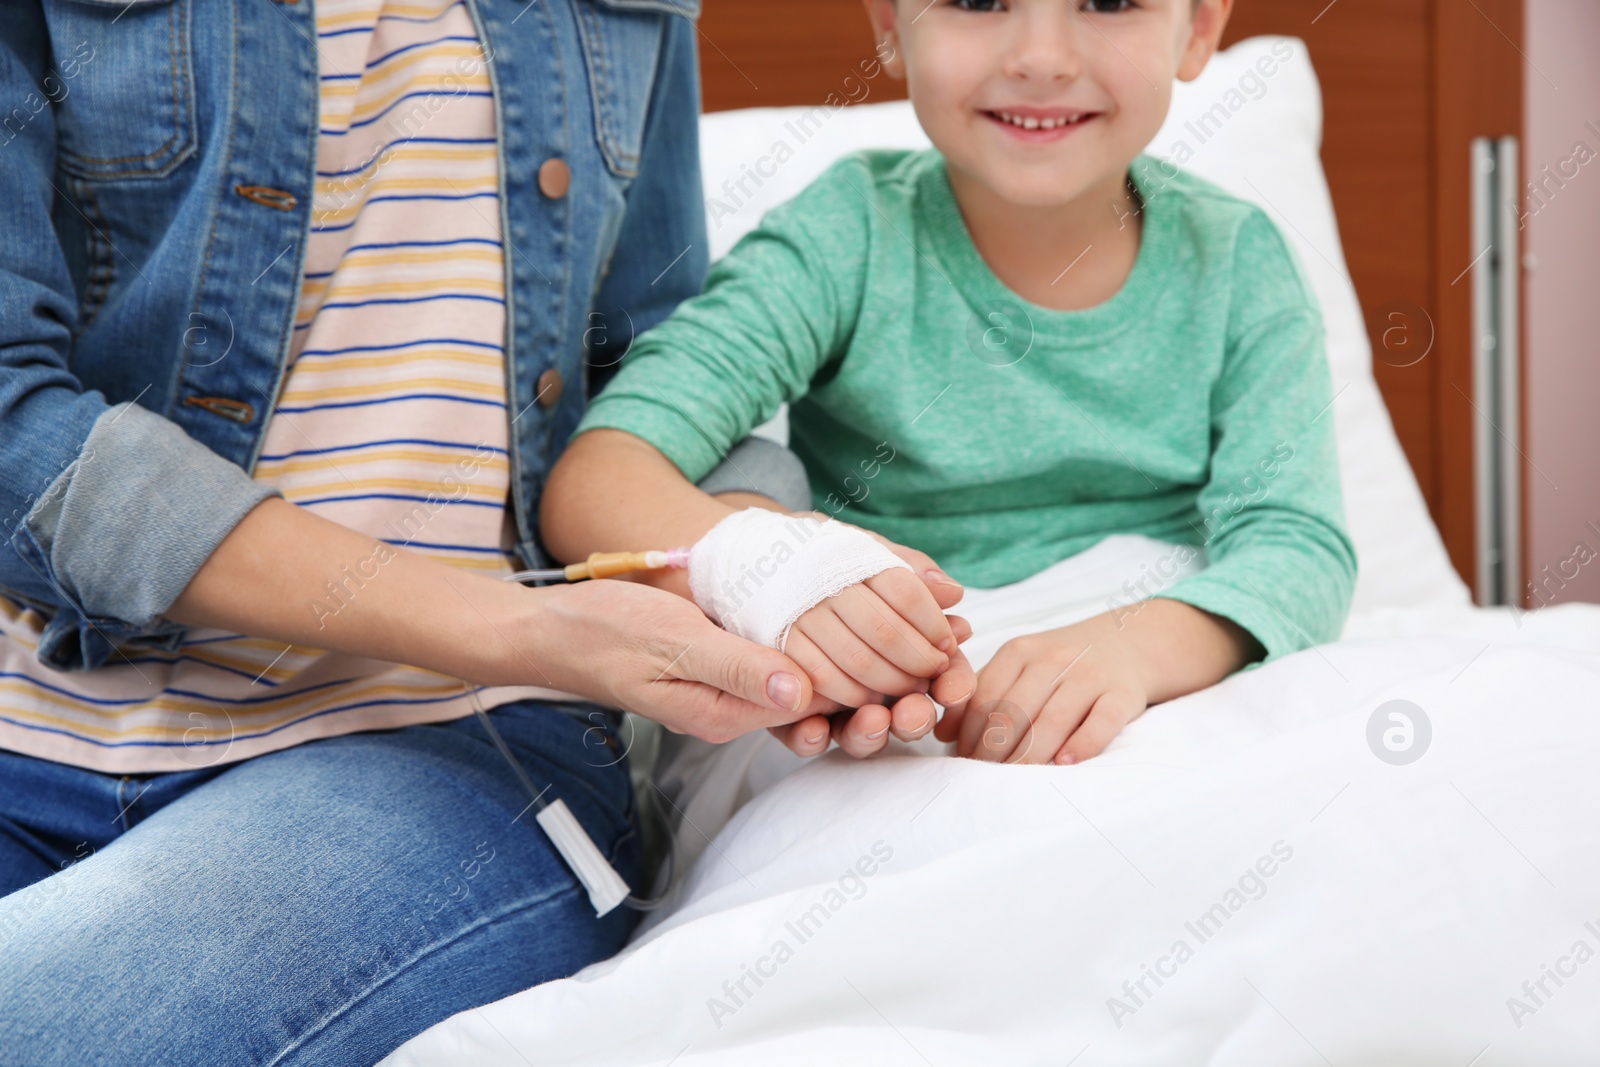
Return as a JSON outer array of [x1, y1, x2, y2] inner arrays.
[[385, 537, 1600, 1066]]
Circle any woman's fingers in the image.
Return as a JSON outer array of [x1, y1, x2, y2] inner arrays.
[[650, 611, 815, 742], [831, 703, 894, 758], [888, 691, 938, 742], [768, 714, 834, 758]]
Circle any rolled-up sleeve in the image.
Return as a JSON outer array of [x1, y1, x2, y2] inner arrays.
[[12, 405, 281, 661]]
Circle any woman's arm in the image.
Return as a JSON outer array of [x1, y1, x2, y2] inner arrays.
[[166, 495, 817, 742]]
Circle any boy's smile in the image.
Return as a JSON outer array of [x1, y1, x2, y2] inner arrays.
[[980, 106, 1100, 142], [863, 0, 1232, 309]]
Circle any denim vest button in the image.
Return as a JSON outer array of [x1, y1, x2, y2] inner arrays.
[[536, 368, 563, 408], [537, 158, 571, 199]]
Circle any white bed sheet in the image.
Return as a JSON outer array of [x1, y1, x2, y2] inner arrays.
[[383, 36, 1600, 1067], [385, 539, 1600, 1064]]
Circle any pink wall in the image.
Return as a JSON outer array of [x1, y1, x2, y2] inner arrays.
[[1522, 0, 1600, 607]]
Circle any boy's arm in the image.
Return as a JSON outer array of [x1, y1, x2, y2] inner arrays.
[[545, 157, 979, 756], [545, 149, 870, 591], [948, 212, 1356, 765], [1147, 308, 1357, 660], [1148, 211, 1357, 662]]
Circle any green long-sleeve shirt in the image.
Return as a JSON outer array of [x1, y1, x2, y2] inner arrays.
[[577, 150, 1357, 661]]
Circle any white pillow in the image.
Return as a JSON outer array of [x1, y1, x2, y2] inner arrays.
[[696, 36, 1470, 614]]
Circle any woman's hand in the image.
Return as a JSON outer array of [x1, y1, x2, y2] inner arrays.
[[168, 497, 816, 747], [519, 578, 816, 743]]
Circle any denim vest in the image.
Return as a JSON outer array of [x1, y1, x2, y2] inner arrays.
[[0, 0, 711, 671]]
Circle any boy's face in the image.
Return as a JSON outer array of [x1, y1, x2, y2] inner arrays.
[[864, 0, 1231, 209]]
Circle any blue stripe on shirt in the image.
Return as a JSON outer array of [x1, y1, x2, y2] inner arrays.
[[321, 90, 494, 136], [339, 236, 501, 254], [317, 0, 463, 51], [310, 192, 500, 233], [272, 394, 507, 414], [258, 438, 507, 462], [297, 293, 506, 318], [380, 539, 509, 554], [295, 492, 506, 508], [0, 690, 475, 750], [296, 337, 502, 357]]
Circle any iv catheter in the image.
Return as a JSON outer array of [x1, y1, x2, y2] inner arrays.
[[506, 547, 691, 585], [476, 546, 691, 918]]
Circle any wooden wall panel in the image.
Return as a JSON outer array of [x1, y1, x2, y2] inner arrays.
[[698, 1, 906, 113], [1226, 1, 1440, 511]]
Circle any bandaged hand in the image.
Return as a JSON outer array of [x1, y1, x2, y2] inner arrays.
[[689, 508, 975, 757]]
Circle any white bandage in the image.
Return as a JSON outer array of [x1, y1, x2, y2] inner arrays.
[[688, 508, 914, 651]]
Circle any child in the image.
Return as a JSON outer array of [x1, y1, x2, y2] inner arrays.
[[540, 0, 1356, 766]]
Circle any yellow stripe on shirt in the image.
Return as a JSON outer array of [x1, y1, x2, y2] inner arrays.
[[0, 0, 535, 774]]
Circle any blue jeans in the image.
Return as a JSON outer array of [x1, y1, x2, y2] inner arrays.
[[0, 700, 641, 1066]]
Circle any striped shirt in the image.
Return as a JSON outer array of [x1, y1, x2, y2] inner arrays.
[[0, 0, 575, 774]]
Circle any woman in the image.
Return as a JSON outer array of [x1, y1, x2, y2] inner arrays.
[[0, 2, 936, 1062]]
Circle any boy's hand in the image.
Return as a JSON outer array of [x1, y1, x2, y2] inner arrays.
[[939, 599, 1261, 765], [768, 518, 976, 759]]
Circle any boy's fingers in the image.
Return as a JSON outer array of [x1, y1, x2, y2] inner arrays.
[[888, 691, 938, 742], [991, 662, 1062, 735], [837, 582, 948, 679], [832, 704, 894, 759], [797, 602, 926, 696], [957, 655, 1023, 757], [965, 694, 1034, 763], [933, 702, 964, 744], [865, 569, 955, 656], [921, 570, 965, 611], [1055, 689, 1146, 765], [929, 614, 973, 737], [783, 628, 887, 710], [793, 513, 964, 609], [929, 645, 976, 708], [862, 531, 965, 611], [1008, 684, 1096, 765]]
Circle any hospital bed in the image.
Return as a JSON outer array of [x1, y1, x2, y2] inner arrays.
[[383, 36, 1600, 1066]]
